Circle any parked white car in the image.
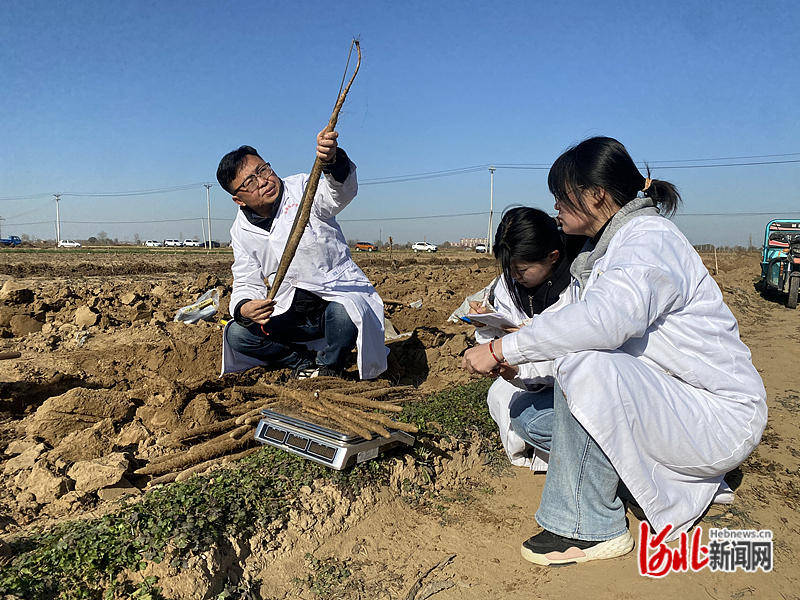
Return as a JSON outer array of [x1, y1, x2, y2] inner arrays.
[[183, 239, 203, 247], [412, 242, 438, 253], [145, 240, 163, 247], [58, 240, 81, 248], [474, 243, 487, 253], [164, 239, 183, 247]]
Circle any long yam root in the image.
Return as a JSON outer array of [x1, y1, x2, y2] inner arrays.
[[161, 417, 239, 448], [146, 472, 178, 488], [229, 417, 261, 439], [235, 407, 263, 425], [228, 424, 252, 439], [359, 411, 419, 434], [135, 435, 254, 476], [319, 390, 402, 412], [174, 445, 259, 482], [359, 385, 415, 399], [317, 397, 391, 439], [304, 404, 372, 439], [228, 399, 271, 416]]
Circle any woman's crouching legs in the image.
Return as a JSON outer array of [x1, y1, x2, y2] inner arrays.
[[534, 382, 628, 542]]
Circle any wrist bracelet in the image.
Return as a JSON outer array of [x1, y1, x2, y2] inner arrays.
[[488, 340, 502, 364]]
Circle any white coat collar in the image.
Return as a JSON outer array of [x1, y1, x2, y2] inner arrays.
[[235, 206, 274, 237]]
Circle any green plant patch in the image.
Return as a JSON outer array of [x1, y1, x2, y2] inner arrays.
[[0, 378, 497, 599], [295, 553, 357, 599], [400, 378, 498, 443]]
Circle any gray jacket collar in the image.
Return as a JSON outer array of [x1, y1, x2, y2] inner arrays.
[[570, 197, 659, 287]]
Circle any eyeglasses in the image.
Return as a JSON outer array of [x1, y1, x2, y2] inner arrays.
[[233, 162, 273, 195]]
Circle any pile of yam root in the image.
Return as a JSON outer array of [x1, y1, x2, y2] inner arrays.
[[136, 378, 419, 487]]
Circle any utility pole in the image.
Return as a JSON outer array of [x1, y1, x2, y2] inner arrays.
[[0, 215, 5, 238], [487, 166, 496, 254], [53, 194, 61, 246], [204, 184, 213, 251]]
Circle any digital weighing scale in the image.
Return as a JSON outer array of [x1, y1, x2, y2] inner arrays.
[[254, 408, 415, 470]]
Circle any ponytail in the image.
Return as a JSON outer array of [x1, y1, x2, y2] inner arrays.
[[642, 167, 681, 217], [549, 137, 682, 217]]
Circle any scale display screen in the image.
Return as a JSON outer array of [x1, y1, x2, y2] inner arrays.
[[308, 441, 337, 461], [286, 433, 309, 451], [254, 411, 415, 470], [264, 426, 287, 443]]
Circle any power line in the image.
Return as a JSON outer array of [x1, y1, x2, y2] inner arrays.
[[7, 217, 234, 226], [60, 183, 208, 197], [647, 151, 800, 164], [0, 183, 209, 202], [9, 208, 800, 228], [491, 158, 800, 171], [360, 165, 488, 185], [340, 211, 486, 222], [3, 151, 800, 199], [0, 193, 52, 202], [676, 210, 800, 216], [655, 159, 800, 169]]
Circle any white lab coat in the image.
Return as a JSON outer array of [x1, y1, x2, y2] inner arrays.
[[220, 166, 387, 380], [476, 276, 565, 469], [502, 215, 766, 539]]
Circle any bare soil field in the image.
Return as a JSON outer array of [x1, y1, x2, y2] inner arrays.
[[0, 249, 798, 599]]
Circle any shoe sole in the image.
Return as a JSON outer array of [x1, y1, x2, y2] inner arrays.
[[295, 368, 320, 380], [520, 531, 634, 566]]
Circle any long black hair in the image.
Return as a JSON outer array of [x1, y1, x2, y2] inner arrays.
[[547, 136, 681, 217], [493, 207, 567, 314]]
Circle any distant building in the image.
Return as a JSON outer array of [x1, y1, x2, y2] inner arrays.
[[458, 237, 488, 248]]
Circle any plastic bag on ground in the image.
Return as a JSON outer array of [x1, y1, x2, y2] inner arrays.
[[174, 288, 220, 324]]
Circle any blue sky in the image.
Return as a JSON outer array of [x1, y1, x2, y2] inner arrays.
[[1, 0, 799, 245]]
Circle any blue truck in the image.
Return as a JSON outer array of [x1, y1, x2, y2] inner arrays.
[[0, 235, 22, 247]]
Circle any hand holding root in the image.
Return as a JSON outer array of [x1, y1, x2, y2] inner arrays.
[[240, 299, 275, 325], [317, 128, 338, 163], [497, 364, 519, 380], [461, 339, 508, 376]]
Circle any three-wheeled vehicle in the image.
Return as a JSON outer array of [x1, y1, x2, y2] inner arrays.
[[759, 219, 800, 309]]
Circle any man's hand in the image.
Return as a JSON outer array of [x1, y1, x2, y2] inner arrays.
[[240, 299, 275, 325], [317, 129, 338, 163]]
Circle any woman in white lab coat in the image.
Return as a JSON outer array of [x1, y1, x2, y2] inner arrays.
[[462, 137, 766, 566], [473, 208, 583, 470]]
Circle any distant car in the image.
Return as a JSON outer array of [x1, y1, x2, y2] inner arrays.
[[58, 240, 81, 248], [208, 240, 221, 248], [164, 239, 183, 247], [0, 235, 21, 247], [354, 241, 377, 252], [183, 239, 203, 247], [145, 240, 162, 247], [474, 244, 487, 253], [412, 242, 438, 253]]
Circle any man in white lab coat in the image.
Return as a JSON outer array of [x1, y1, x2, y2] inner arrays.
[[216, 130, 386, 380]]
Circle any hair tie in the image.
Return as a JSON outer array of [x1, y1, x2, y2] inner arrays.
[[642, 177, 653, 192]]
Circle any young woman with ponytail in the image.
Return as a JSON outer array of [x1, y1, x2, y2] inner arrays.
[[462, 136, 766, 566], [473, 207, 585, 471]]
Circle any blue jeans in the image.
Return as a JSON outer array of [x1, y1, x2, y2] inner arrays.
[[225, 300, 358, 371], [509, 388, 555, 453], [534, 382, 628, 541]]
